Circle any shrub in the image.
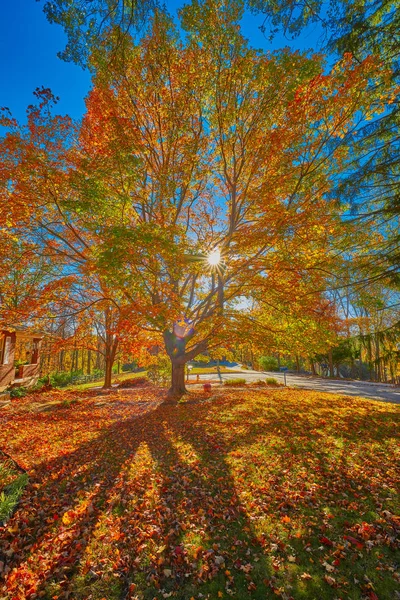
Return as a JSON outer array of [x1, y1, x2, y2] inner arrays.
[[258, 356, 279, 371], [50, 372, 70, 387], [147, 357, 171, 386], [122, 362, 137, 372], [36, 375, 51, 387], [9, 386, 28, 399], [254, 379, 266, 386], [118, 377, 149, 389], [45, 369, 105, 388], [224, 378, 246, 386], [266, 377, 278, 385], [50, 370, 84, 387]]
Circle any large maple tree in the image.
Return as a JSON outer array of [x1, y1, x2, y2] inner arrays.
[[0, 0, 391, 396]]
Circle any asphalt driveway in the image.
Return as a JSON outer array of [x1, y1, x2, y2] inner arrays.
[[189, 368, 400, 404]]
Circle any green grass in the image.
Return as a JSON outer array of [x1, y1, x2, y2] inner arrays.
[[66, 370, 146, 391], [1, 388, 399, 599], [0, 454, 28, 524], [190, 366, 241, 374]]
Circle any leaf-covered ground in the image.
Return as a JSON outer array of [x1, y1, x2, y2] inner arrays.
[[0, 388, 399, 600]]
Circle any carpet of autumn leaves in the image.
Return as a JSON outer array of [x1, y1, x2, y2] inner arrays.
[[0, 387, 399, 600]]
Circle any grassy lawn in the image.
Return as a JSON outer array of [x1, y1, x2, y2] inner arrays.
[[67, 370, 146, 391], [0, 388, 399, 599], [189, 366, 245, 374], [0, 452, 28, 525]]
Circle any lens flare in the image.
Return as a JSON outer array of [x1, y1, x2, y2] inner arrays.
[[207, 248, 221, 266]]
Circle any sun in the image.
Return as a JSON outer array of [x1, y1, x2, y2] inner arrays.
[[207, 248, 221, 267]]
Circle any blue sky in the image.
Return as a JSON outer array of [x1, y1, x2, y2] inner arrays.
[[1, 0, 323, 124]]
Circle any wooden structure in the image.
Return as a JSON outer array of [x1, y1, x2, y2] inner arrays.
[[0, 327, 43, 391]]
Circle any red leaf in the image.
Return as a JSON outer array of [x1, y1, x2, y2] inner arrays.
[[344, 535, 363, 549], [319, 536, 333, 546]]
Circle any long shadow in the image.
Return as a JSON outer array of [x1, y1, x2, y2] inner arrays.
[[2, 398, 275, 599], [2, 401, 160, 598], [3, 391, 399, 599], [115, 402, 275, 599]]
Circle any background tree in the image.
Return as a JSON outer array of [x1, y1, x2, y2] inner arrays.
[[39, 0, 159, 68], [0, 237, 55, 328], [249, 0, 400, 286], [0, 90, 148, 388]]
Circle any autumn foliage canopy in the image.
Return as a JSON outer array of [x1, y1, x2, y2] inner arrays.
[[0, 0, 393, 392]]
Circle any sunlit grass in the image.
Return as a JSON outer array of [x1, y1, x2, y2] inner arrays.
[[67, 370, 146, 391], [0, 454, 28, 524]]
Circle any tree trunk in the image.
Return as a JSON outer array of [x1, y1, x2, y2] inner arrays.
[[375, 334, 381, 382], [367, 337, 373, 380], [104, 355, 113, 389], [102, 337, 118, 389], [163, 329, 207, 400], [59, 349, 64, 372], [103, 306, 112, 388], [382, 359, 387, 383], [250, 349, 256, 370], [95, 338, 101, 370], [168, 360, 187, 397], [328, 348, 334, 378]]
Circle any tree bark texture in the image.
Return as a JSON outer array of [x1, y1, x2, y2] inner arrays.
[[169, 361, 186, 397], [164, 330, 207, 398]]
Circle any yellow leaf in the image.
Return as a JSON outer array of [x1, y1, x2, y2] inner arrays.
[[62, 512, 72, 525]]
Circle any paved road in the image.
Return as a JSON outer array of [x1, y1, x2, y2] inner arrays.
[[189, 368, 400, 404]]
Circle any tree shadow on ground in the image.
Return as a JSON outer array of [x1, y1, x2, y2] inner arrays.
[[2, 391, 399, 600], [2, 396, 275, 599]]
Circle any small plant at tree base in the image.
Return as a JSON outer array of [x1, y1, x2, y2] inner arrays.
[[224, 378, 247, 386], [34, 375, 52, 392]]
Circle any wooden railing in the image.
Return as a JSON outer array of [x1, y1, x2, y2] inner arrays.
[[0, 364, 15, 389], [18, 364, 40, 380]]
